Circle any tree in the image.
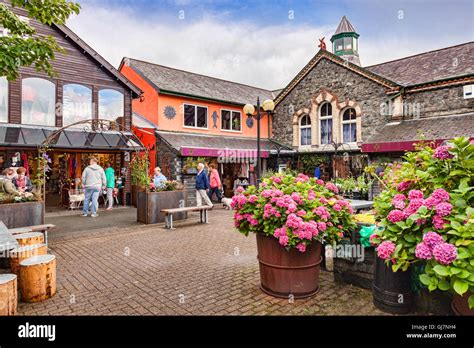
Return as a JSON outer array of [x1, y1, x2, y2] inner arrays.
[[0, 0, 81, 81]]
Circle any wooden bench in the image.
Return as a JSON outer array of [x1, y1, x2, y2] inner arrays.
[[0, 222, 54, 249], [161, 206, 213, 229]]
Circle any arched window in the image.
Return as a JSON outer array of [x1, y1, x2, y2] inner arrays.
[[0, 77, 7, 123], [22, 78, 56, 126], [300, 114, 311, 146], [342, 108, 357, 143], [63, 84, 92, 126], [320, 102, 333, 145], [99, 89, 124, 122]]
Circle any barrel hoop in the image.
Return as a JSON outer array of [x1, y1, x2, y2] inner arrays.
[[257, 256, 323, 270]]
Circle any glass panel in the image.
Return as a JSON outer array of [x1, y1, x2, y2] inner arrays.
[[196, 106, 207, 128], [343, 108, 356, 121], [102, 133, 121, 147], [300, 127, 311, 146], [301, 115, 311, 126], [98, 89, 124, 123], [232, 111, 241, 131], [63, 84, 92, 126], [90, 133, 110, 147], [64, 130, 87, 147], [21, 127, 46, 145], [0, 77, 7, 123], [351, 123, 357, 142], [22, 78, 56, 126], [336, 38, 343, 51], [221, 110, 231, 130], [320, 103, 332, 117], [344, 37, 352, 50], [343, 123, 357, 143], [321, 119, 333, 144], [184, 104, 195, 127], [4, 127, 24, 144]]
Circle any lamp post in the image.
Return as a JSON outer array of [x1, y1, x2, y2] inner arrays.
[[244, 98, 275, 185]]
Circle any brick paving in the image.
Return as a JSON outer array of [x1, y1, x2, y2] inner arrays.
[[10, 209, 384, 315]]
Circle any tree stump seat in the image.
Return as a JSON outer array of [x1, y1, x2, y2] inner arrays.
[[19, 254, 56, 303], [0, 274, 18, 316]]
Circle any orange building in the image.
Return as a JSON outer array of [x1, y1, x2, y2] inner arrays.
[[119, 58, 291, 203]]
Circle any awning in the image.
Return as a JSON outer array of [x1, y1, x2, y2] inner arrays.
[[362, 113, 474, 153], [157, 131, 293, 158], [0, 124, 143, 151]]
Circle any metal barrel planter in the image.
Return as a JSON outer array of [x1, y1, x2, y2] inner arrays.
[[256, 234, 322, 299], [373, 256, 414, 314], [451, 293, 474, 316]]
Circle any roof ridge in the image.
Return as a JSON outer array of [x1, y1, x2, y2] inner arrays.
[[364, 41, 474, 68], [126, 57, 273, 93]]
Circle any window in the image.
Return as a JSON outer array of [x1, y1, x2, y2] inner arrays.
[[99, 89, 124, 122], [0, 77, 7, 123], [221, 110, 241, 131], [344, 37, 352, 50], [320, 102, 333, 145], [335, 38, 343, 51], [63, 84, 92, 126], [22, 78, 56, 126], [342, 108, 357, 143], [300, 115, 311, 146], [184, 104, 207, 128]]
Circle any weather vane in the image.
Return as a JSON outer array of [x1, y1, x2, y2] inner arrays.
[[318, 37, 326, 50]]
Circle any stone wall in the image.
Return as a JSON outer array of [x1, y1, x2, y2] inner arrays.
[[156, 137, 182, 181], [273, 58, 390, 148], [183, 174, 197, 206]]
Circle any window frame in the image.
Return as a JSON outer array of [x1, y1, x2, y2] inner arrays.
[[341, 107, 357, 144], [319, 102, 333, 146], [98, 88, 125, 123], [299, 114, 312, 147], [62, 83, 93, 126], [21, 77, 56, 127], [183, 103, 208, 130], [0, 76, 8, 123], [220, 108, 242, 133]]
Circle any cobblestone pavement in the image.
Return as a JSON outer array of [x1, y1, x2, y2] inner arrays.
[[12, 209, 385, 315]]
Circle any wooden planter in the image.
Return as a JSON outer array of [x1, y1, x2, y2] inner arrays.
[[0, 202, 45, 229], [256, 234, 322, 299], [131, 185, 146, 207], [137, 190, 187, 224], [452, 293, 474, 316]]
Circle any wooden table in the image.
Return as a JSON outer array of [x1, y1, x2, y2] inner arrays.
[[349, 200, 374, 213]]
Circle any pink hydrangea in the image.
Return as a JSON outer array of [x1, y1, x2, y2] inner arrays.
[[286, 203, 297, 214], [404, 198, 424, 216], [316, 179, 324, 186], [435, 202, 452, 217], [308, 190, 317, 200], [431, 188, 450, 202], [272, 176, 282, 184], [434, 146, 454, 160], [387, 209, 405, 223], [248, 195, 258, 203], [391, 196, 406, 210], [296, 210, 306, 217], [286, 213, 304, 229], [296, 243, 306, 253], [317, 222, 327, 231], [291, 192, 303, 204], [333, 204, 342, 212], [415, 242, 432, 260], [423, 232, 444, 250], [295, 174, 310, 183], [369, 233, 380, 246], [432, 215, 448, 230], [377, 241, 396, 260], [325, 182, 339, 194], [424, 196, 438, 209], [432, 242, 457, 265], [408, 190, 424, 200], [279, 235, 289, 246], [235, 186, 245, 194], [274, 227, 287, 238], [397, 180, 413, 192]]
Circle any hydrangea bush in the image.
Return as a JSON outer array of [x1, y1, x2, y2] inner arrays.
[[232, 173, 356, 252], [371, 137, 474, 308]]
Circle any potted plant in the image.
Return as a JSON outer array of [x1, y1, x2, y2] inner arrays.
[[130, 152, 150, 206], [371, 137, 474, 315], [232, 173, 356, 298], [137, 180, 187, 224]]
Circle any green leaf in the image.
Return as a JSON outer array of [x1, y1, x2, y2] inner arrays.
[[469, 295, 474, 310], [433, 265, 450, 276], [428, 283, 437, 291], [420, 274, 431, 286], [453, 280, 469, 295], [438, 279, 451, 291]]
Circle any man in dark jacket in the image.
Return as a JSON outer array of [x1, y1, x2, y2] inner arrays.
[[195, 163, 213, 207]]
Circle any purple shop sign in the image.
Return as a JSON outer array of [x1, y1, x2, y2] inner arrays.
[[181, 147, 269, 158]]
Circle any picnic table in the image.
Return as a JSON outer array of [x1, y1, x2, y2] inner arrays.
[[349, 200, 374, 213]]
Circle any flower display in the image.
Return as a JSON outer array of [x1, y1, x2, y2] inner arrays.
[[432, 242, 457, 265], [415, 243, 432, 260], [233, 173, 356, 252], [377, 241, 396, 260], [433, 146, 454, 160]]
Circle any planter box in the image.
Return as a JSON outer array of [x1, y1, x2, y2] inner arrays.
[[131, 185, 146, 207], [137, 191, 187, 224], [0, 202, 45, 229]]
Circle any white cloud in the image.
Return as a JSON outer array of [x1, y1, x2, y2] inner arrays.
[[66, 3, 468, 91]]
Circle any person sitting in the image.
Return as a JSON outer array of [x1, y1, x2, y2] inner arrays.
[[0, 168, 24, 202], [13, 167, 33, 192], [153, 167, 167, 189]]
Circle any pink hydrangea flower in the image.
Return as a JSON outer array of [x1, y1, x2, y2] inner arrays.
[[248, 195, 258, 203], [377, 241, 396, 260], [369, 233, 379, 246], [316, 179, 324, 186], [432, 215, 448, 230], [431, 188, 450, 202], [397, 180, 413, 192], [333, 204, 342, 212], [423, 232, 444, 250], [296, 243, 306, 253], [424, 197, 438, 209], [387, 209, 405, 223], [325, 182, 339, 194], [272, 176, 282, 184], [236, 186, 245, 194], [392, 197, 406, 210], [432, 242, 457, 265], [317, 222, 327, 231], [295, 174, 310, 183], [408, 190, 424, 200], [296, 210, 306, 217], [415, 242, 432, 260], [434, 146, 454, 160], [279, 235, 289, 246], [404, 198, 424, 216], [435, 202, 452, 217], [274, 227, 287, 238]]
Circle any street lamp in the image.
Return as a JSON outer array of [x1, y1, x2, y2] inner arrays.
[[244, 98, 275, 185]]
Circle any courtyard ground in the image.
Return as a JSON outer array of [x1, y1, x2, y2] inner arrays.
[[11, 208, 385, 315]]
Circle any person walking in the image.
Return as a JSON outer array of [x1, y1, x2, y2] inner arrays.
[[208, 164, 222, 202], [81, 156, 106, 217], [153, 167, 167, 190], [105, 162, 115, 211], [195, 163, 213, 207]]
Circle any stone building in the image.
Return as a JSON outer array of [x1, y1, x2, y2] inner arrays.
[[272, 16, 474, 178]]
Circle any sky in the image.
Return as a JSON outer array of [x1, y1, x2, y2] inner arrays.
[[67, 0, 474, 91]]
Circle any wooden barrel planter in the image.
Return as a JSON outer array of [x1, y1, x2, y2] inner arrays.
[[0, 202, 45, 229], [137, 190, 187, 224], [0, 274, 17, 316], [9, 244, 48, 276], [452, 293, 474, 316], [19, 254, 57, 303], [14, 232, 44, 247], [373, 256, 414, 314], [256, 234, 322, 299]]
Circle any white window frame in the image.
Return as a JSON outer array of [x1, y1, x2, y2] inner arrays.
[[183, 103, 208, 130], [341, 108, 357, 144], [319, 102, 333, 146], [21, 77, 56, 127], [299, 114, 311, 147], [220, 109, 242, 133]]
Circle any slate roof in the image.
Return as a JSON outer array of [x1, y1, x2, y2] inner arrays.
[[157, 131, 292, 152], [333, 16, 357, 36], [124, 58, 276, 105], [364, 113, 474, 144], [365, 42, 474, 86]]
